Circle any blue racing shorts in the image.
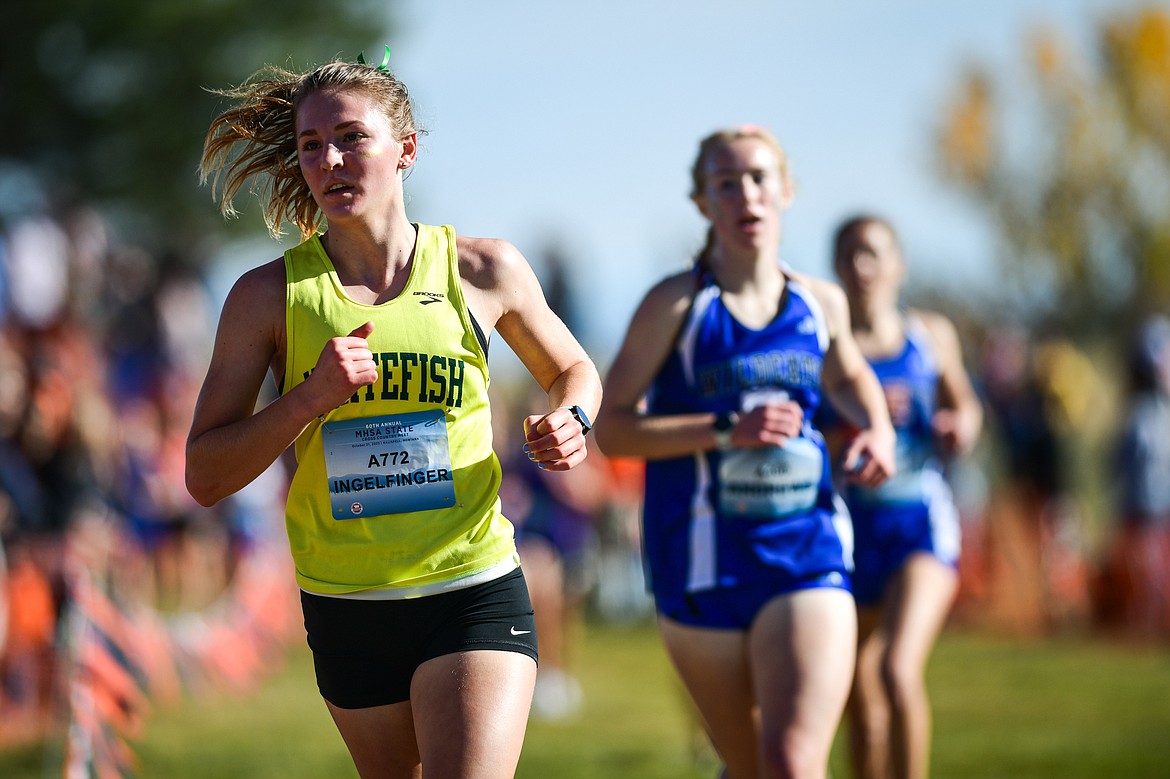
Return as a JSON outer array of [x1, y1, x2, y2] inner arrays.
[[655, 570, 851, 630], [849, 482, 961, 607]]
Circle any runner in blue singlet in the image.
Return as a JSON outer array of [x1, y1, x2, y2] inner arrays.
[[596, 127, 897, 779], [829, 215, 983, 779]]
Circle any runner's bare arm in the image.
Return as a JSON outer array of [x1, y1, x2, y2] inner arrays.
[[458, 236, 600, 471], [915, 308, 983, 456], [595, 273, 739, 459], [803, 275, 896, 486], [185, 260, 378, 505]]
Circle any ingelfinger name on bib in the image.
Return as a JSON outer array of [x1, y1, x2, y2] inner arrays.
[[323, 410, 456, 519]]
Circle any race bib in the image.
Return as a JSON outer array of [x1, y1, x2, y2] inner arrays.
[[718, 437, 824, 519], [322, 410, 456, 520]]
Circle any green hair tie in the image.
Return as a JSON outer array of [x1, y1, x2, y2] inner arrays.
[[356, 44, 392, 71]]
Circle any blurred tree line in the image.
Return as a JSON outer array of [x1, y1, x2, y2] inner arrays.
[[1, 1, 391, 262], [931, 7, 1170, 632], [936, 5, 1170, 341]]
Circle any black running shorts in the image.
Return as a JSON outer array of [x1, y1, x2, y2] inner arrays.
[[300, 567, 539, 709]]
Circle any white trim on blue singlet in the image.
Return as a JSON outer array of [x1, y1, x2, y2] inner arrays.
[[678, 285, 721, 388], [687, 451, 719, 592], [786, 278, 830, 354]]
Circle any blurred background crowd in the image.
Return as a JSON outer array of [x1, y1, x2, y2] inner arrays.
[[2, 1, 1170, 776], [0, 190, 1167, 760]]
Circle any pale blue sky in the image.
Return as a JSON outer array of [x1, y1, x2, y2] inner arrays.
[[381, 0, 1153, 366]]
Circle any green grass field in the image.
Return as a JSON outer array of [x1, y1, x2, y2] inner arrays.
[[2, 621, 1168, 778]]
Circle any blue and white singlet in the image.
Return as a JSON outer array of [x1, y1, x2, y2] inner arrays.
[[641, 270, 852, 615], [842, 314, 961, 605]]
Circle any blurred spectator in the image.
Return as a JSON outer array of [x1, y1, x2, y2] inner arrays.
[[0, 329, 44, 538], [592, 455, 654, 625], [0, 205, 297, 755], [494, 384, 606, 720], [103, 246, 166, 402], [1095, 315, 1170, 638], [977, 326, 1093, 633], [0, 539, 57, 741], [2, 216, 70, 330]]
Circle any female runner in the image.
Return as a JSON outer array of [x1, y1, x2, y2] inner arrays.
[[595, 126, 895, 779], [188, 51, 601, 778], [830, 215, 982, 779]]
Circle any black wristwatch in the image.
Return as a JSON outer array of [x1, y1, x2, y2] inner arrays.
[[566, 405, 593, 436], [713, 411, 738, 451]]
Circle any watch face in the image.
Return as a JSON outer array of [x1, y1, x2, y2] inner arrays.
[[569, 405, 592, 433]]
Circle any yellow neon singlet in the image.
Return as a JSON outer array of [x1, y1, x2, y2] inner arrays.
[[281, 223, 517, 596]]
